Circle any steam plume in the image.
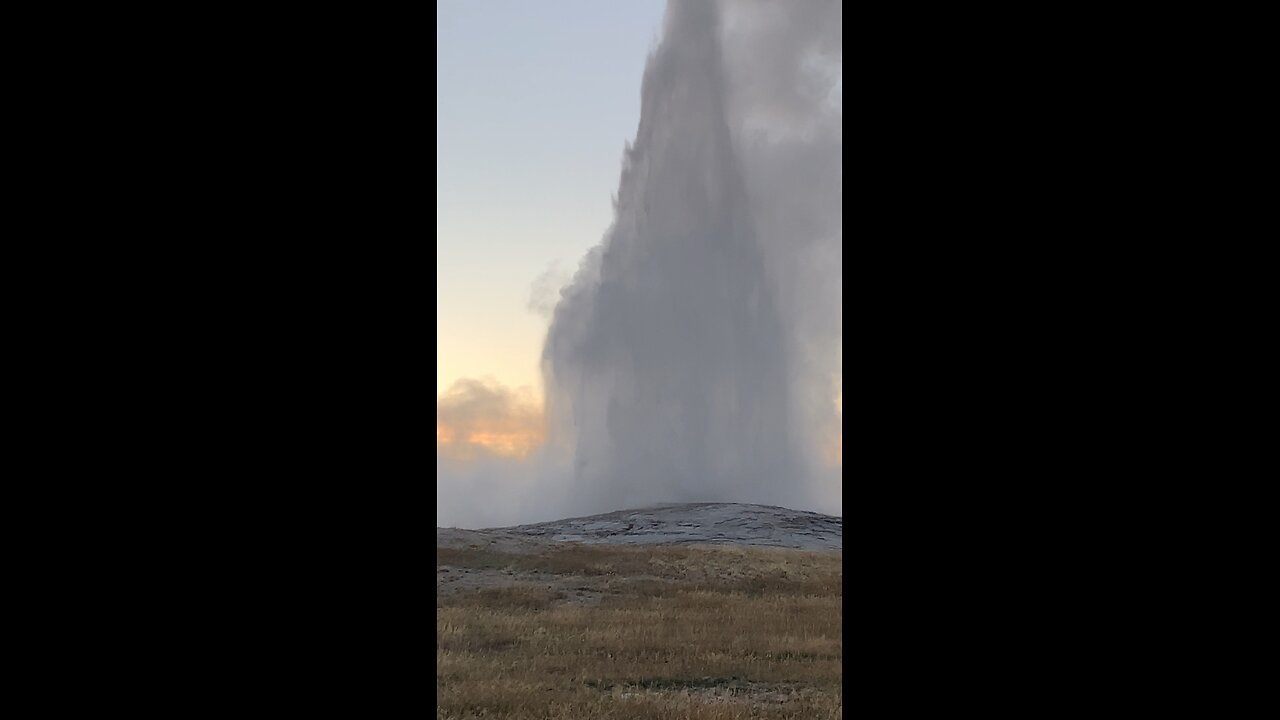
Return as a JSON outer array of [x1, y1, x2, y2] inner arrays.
[[541, 0, 842, 516]]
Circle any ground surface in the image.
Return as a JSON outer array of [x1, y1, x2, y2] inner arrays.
[[437, 503, 843, 719], [439, 502, 842, 551]]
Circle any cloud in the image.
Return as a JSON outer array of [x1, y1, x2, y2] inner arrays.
[[436, 378, 584, 530], [436, 378, 545, 460]]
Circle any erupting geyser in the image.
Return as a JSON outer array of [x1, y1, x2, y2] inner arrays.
[[542, 0, 841, 514]]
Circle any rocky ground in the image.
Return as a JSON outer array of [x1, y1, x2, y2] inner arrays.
[[436, 502, 842, 607], [438, 502, 842, 552]]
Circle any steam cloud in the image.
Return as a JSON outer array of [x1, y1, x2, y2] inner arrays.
[[438, 0, 841, 528]]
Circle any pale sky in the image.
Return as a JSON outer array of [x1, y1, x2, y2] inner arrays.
[[437, 1, 668, 400]]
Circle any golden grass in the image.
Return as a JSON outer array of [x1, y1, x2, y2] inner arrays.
[[437, 543, 842, 719]]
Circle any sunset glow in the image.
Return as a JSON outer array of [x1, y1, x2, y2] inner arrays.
[[436, 379, 547, 460], [437, 427, 547, 459]]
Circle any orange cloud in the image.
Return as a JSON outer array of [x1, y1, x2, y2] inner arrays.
[[436, 379, 547, 460]]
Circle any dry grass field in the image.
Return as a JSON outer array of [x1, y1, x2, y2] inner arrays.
[[437, 541, 842, 719]]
